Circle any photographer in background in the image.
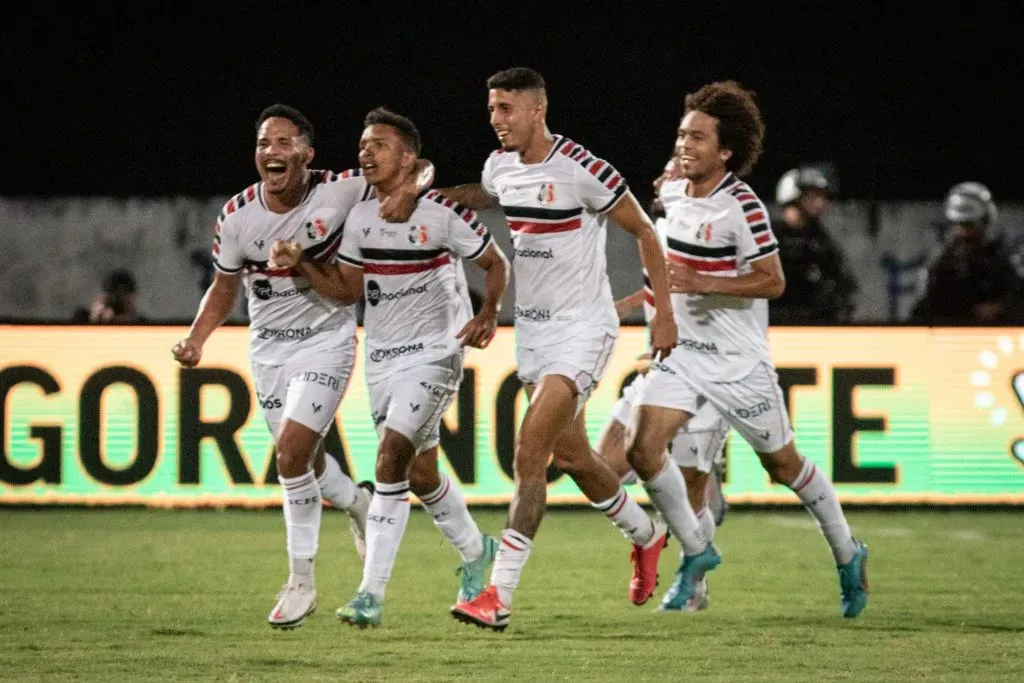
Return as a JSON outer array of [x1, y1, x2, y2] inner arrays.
[[911, 182, 1022, 325], [769, 165, 858, 324], [71, 268, 147, 324]]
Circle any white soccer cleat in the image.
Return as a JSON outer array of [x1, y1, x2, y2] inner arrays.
[[684, 577, 710, 612], [347, 481, 374, 562], [268, 582, 317, 629]]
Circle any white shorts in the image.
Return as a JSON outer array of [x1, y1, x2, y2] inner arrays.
[[368, 354, 462, 453], [517, 326, 617, 406], [612, 372, 729, 473], [252, 339, 356, 438], [637, 360, 793, 455]]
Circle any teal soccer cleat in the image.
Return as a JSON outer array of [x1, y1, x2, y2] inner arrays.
[[658, 543, 722, 612], [837, 538, 869, 618], [455, 534, 499, 603], [335, 590, 382, 628]]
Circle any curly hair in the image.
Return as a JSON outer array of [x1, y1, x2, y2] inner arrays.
[[684, 81, 765, 177]]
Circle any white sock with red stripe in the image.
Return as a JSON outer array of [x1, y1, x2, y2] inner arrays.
[[697, 506, 716, 546], [280, 471, 322, 586], [490, 529, 532, 607], [643, 459, 707, 555], [788, 457, 856, 564], [358, 480, 411, 599], [620, 470, 639, 486], [419, 473, 483, 563], [316, 453, 357, 509], [591, 487, 656, 547]]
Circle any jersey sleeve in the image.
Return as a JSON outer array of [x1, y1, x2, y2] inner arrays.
[[336, 202, 368, 269], [732, 193, 778, 262], [212, 200, 244, 275], [572, 153, 628, 213], [481, 152, 499, 198], [429, 191, 494, 260]]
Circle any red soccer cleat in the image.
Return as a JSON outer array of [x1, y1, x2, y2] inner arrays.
[[450, 585, 510, 632], [629, 518, 668, 606]]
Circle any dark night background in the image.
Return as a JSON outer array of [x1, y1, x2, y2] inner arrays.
[[6, 2, 1020, 204]]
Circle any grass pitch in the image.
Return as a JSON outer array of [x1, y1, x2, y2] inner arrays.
[[2, 508, 1022, 682]]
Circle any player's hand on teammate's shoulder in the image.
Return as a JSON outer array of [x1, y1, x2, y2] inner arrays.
[[648, 312, 677, 361], [268, 240, 303, 269], [171, 338, 202, 368], [378, 189, 418, 223], [668, 261, 704, 294], [455, 307, 498, 349]]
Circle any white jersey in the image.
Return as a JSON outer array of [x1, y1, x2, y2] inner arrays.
[[212, 169, 370, 361], [658, 173, 778, 381], [338, 189, 492, 382], [482, 135, 625, 345]]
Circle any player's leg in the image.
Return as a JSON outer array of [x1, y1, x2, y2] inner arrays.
[[410, 447, 497, 602], [718, 362, 868, 618], [312, 444, 373, 562], [595, 377, 643, 486]]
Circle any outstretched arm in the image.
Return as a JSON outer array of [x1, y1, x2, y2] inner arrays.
[[434, 183, 496, 211], [171, 271, 240, 367]]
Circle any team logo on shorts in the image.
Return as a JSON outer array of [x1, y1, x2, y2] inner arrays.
[[306, 218, 328, 240], [537, 182, 556, 205], [408, 225, 429, 245]]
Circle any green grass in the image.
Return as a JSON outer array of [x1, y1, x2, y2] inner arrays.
[[2, 508, 1023, 682]]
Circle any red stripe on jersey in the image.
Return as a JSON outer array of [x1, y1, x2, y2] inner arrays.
[[212, 243, 220, 255], [607, 175, 623, 190], [507, 217, 581, 234], [246, 186, 257, 202], [668, 251, 737, 272], [589, 160, 607, 176], [364, 253, 451, 275], [755, 233, 773, 245], [734, 192, 757, 202], [746, 211, 766, 223], [644, 290, 655, 307], [226, 199, 237, 214], [214, 222, 222, 235]]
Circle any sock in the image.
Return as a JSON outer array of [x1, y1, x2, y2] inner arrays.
[[280, 471, 322, 586], [316, 453, 357, 509], [789, 457, 856, 564], [591, 487, 656, 547], [643, 459, 707, 555], [620, 470, 639, 486], [419, 473, 484, 563], [490, 529, 533, 607], [697, 507, 716, 547], [358, 480, 411, 599]]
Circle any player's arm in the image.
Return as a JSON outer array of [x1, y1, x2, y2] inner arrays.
[[268, 240, 363, 305], [378, 159, 436, 222], [608, 192, 677, 359], [172, 271, 240, 368], [457, 243, 509, 348], [434, 183, 496, 211], [615, 289, 646, 320], [671, 252, 786, 299]]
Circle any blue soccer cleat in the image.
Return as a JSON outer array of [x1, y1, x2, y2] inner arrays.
[[455, 533, 499, 603], [658, 543, 722, 612], [837, 538, 869, 618], [336, 590, 382, 628]]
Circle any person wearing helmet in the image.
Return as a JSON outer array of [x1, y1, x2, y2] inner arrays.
[[769, 166, 858, 324], [910, 182, 1022, 325]]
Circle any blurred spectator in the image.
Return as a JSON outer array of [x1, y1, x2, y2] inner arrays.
[[71, 268, 147, 323], [769, 166, 858, 324], [910, 182, 1022, 325]]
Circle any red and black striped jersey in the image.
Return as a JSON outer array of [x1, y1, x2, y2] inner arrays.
[[482, 135, 626, 345], [212, 169, 370, 360]]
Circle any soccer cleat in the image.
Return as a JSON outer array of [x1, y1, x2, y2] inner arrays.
[[450, 585, 509, 632], [335, 590, 382, 628], [347, 481, 374, 562], [268, 582, 316, 629], [629, 517, 669, 606], [707, 461, 728, 527], [837, 538, 869, 618], [455, 534, 499, 603], [658, 543, 722, 612], [683, 577, 710, 612]]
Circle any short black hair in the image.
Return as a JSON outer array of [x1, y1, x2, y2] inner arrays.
[[363, 107, 422, 155], [256, 104, 315, 147], [486, 67, 546, 91], [684, 81, 765, 177], [103, 268, 137, 295]]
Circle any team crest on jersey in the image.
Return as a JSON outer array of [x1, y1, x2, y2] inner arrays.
[[536, 182, 556, 205], [306, 218, 328, 240], [408, 225, 429, 245], [698, 222, 714, 242]]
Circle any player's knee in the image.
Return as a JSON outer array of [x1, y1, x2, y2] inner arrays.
[[376, 430, 416, 483], [408, 449, 441, 495], [275, 425, 317, 478], [758, 446, 801, 484]]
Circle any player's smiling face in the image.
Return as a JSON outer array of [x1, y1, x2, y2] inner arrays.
[[358, 124, 412, 189], [255, 117, 313, 197], [488, 88, 542, 153], [676, 110, 731, 184]]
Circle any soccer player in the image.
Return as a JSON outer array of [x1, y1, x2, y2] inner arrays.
[[171, 104, 433, 630], [269, 107, 510, 628], [438, 67, 707, 631], [630, 80, 869, 617]]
